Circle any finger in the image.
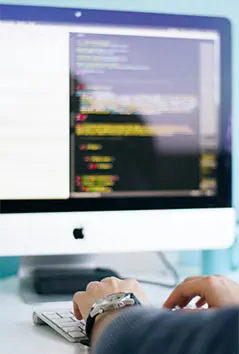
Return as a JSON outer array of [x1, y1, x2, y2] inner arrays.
[[101, 276, 120, 283], [86, 281, 100, 291], [164, 294, 195, 309], [73, 301, 83, 320], [123, 278, 137, 283], [163, 279, 205, 309], [196, 297, 207, 308], [177, 297, 192, 308], [73, 292, 84, 320], [182, 276, 204, 283], [101, 276, 119, 289]]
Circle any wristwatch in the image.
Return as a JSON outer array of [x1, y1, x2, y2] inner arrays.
[[85, 292, 141, 341]]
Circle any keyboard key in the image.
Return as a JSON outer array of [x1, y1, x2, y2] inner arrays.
[[33, 308, 87, 343], [42, 312, 61, 320], [78, 321, 86, 331], [52, 318, 74, 325], [64, 327, 81, 333], [70, 316, 77, 321], [57, 312, 72, 318], [68, 330, 85, 338], [61, 322, 80, 329]]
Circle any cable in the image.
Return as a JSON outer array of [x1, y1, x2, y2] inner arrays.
[[136, 252, 180, 289]]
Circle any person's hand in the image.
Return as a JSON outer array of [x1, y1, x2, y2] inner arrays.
[[163, 275, 239, 310], [73, 277, 149, 320], [73, 277, 149, 345]]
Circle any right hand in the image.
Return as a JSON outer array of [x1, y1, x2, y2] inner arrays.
[[73, 277, 149, 321], [73, 277, 149, 346], [163, 275, 239, 309]]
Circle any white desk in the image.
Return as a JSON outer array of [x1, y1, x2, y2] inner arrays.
[[0, 276, 172, 354], [0, 251, 238, 354]]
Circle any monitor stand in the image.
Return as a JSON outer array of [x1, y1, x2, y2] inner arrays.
[[19, 255, 120, 304]]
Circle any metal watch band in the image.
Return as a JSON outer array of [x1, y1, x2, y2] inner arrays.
[[85, 293, 141, 343]]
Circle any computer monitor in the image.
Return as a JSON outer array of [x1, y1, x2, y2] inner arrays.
[[0, 4, 235, 256]]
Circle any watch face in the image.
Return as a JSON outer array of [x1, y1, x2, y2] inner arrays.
[[90, 292, 135, 318], [96, 292, 126, 305], [107, 293, 126, 301]]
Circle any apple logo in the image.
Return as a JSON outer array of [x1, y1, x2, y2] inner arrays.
[[73, 228, 85, 239]]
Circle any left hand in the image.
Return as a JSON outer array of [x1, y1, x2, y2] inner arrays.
[[163, 275, 239, 310], [73, 277, 149, 345]]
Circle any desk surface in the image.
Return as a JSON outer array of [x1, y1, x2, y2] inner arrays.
[[0, 276, 172, 354], [1, 257, 238, 354]]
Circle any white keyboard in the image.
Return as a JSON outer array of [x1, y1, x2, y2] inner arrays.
[[32, 303, 202, 345], [33, 309, 88, 344]]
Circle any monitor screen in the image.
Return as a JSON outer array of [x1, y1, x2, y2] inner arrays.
[[69, 30, 219, 198], [0, 6, 231, 212]]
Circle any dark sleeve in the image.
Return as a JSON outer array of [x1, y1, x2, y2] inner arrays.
[[93, 306, 239, 354]]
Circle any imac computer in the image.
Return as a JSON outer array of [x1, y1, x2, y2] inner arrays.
[[0, 5, 235, 263]]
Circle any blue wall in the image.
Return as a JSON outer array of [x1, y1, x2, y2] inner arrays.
[[0, 0, 238, 275]]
